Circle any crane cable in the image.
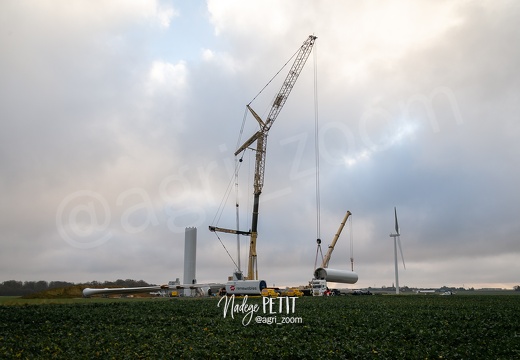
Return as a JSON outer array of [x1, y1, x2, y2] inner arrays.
[[210, 166, 244, 268], [314, 40, 321, 244], [350, 216, 354, 271], [210, 107, 253, 270], [247, 46, 301, 107], [213, 231, 240, 271], [314, 239, 323, 271], [210, 156, 242, 270], [212, 108, 249, 227]]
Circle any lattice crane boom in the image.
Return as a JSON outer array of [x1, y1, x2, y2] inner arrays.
[[236, 35, 317, 280], [211, 35, 317, 281]]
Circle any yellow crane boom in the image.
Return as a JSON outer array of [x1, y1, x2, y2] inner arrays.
[[320, 211, 352, 269]]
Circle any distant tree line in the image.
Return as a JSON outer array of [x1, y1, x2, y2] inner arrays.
[[515, 285, 520, 291], [0, 279, 153, 296]]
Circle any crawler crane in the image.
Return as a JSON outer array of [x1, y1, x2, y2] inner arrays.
[[210, 35, 317, 283]]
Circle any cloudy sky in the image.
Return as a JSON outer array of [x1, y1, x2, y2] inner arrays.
[[1, 0, 519, 290]]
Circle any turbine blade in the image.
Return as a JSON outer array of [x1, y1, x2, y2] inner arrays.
[[397, 236, 406, 269], [394, 207, 399, 234]]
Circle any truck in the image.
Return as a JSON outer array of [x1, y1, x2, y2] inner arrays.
[[310, 279, 329, 296]]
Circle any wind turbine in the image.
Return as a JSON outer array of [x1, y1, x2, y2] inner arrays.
[[389, 207, 406, 294]]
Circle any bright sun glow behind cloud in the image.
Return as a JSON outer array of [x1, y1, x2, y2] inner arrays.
[[146, 60, 187, 95], [310, 1, 465, 83], [343, 121, 418, 167]]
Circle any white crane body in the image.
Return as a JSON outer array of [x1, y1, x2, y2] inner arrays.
[[311, 211, 358, 296]]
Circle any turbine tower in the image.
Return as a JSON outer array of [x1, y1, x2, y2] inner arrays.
[[389, 207, 406, 294]]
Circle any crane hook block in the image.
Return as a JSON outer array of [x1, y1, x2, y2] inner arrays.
[[316, 238, 321, 244]]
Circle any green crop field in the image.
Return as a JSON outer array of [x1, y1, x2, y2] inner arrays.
[[1, 295, 519, 358]]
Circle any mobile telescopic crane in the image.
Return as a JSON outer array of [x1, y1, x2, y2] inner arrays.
[[210, 35, 317, 281], [317, 211, 352, 270], [311, 210, 358, 295]]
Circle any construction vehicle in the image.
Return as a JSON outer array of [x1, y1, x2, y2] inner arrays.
[[311, 211, 358, 295], [261, 288, 279, 298], [310, 279, 329, 296], [281, 288, 304, 297], [210, 35, 317, 283]]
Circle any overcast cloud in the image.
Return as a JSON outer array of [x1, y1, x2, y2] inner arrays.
[[1, 0, 519, 289]]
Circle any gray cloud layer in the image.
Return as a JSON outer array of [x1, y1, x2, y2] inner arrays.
[[1, 0, 518, 289]]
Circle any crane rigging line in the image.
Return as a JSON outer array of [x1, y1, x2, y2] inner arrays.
[[211, 153, 243, 227], [247, 46, 301, 107], [212, 107, 258, 270], [210, 155, 244, 269], [234, 157, 241, 272], [235, 106, 249, 151], [213, 231, 240, 271], [349, 215, 355, 271], [212, 108, 249, 227], [313, 40, 321, 242], [211, 163, 237, 226], [245, 149, 252, 229], [314, 239, 324, 271]]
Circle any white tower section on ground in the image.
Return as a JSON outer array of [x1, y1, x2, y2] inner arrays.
[[183, 227, 197, 296]]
